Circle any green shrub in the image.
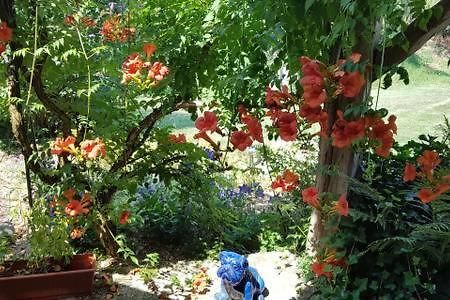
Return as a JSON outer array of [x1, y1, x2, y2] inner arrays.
[[314, 134, 450, 299]]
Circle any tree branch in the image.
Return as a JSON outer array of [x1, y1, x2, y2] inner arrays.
[[19, 54, 73, 136], [373, 0, 450, 78], [96, 101, 196, 205], [109, 101, 196, 173], [30, 58, 73, 136]]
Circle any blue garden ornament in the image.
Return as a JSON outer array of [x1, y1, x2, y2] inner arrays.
[[216, 251, 269, 300]]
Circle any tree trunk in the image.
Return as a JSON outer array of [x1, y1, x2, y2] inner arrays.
[[95, 190, 120, 257], [94, 218, 119, 257], [307, 28, 374, 255], [307, 103, 357, 254]]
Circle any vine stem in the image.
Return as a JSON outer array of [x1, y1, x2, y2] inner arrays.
[[75, 26, 92, 139], [261, 137, 274, 183], [374, 18, 386, 111], [25, 6, 38, 106], [22, 4, 40, 208], [366, 19, 386, 175]]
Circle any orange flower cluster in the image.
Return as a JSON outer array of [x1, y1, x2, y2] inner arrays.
[[311, 261, 332, 279], [70, 227, 86, 239], [51, 136, 77, 156], [0, 21, 12, 55], [265, 85, 290, 108], [417, 150, 441, 181], [100, 15, 135, 42], [418, 185, 449, 204], [121, 53, 143, 83], [148, 62, 170, 81], [63, 188, 91, 217], [311, 251, 347, 279], [51, 136, 106, 159], [168, 133, 186, 144], [192, 267, 210, 294], [301, 187, 349, 216], [80, 138, 106, 159], [299, 56, 327, 108], [334, 53, 365, 98], [271, 169, 299, 192], [301, 187, 320, 209], [331, 111, 365, 148], [193, 111, 223, 151], [365, 114, 397, 158], [276, 111, 298, 141], [121, 44, 169, 86], [230, 130, 253, 151], [119, 210, 131, 224], [265, 85, 298, 142], [403, 150, 449, 203], [49, 189, 92, 240], [298, 56, 329, 137], [330, 112, 397, 157], [299, 103, 328, 137], [298, 54, 365, 139], [230, 106, 263, 151], [302, 187, 320, 209], [333, 194, 349, 217], [240, 107, 263, 143], [64, 15, 96, 28]]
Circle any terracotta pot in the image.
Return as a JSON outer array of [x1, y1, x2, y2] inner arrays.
[[0, 253, 96, 300]]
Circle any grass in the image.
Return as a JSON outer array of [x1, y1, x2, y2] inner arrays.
[[372, 43, 450, 143], [157, 111, 195, 130]]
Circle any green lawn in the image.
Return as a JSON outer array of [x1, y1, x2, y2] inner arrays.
[[374, 85, 449, 143], [373, 44, 450, 143]]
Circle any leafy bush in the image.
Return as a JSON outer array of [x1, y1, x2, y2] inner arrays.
[[0, 236, 10, 264], [111, 161, 312, 257], [313, 134, 450, 299], [29, 198, 73, 262]]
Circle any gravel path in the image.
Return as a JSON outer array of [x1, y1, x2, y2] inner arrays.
[[88, 251, 311, 300], [0, 151, 28, 246]]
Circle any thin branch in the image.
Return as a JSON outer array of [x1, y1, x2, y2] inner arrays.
[[30, 60, 73, 135], [20, 55, 73, 136], [97, 101, 196, 205], [8, 44, 58, 185], [110, 101, 196, 173], [373, 0, 450, 79]]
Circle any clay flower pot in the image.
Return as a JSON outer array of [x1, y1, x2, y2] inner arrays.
[[0, 253, 96, 300]]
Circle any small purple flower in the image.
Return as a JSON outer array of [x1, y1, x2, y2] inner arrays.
[[239, 184, 252, 195], [255, 188, 265, 198], [49, 207, 55, 218], [204, 148, 215, 160]]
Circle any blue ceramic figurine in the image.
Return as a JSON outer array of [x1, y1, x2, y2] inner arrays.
[[216, 251, 269, 300]]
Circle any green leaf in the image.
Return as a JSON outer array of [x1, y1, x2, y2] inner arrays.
[[130, 256, 140, 266], [305, 0, 315, 12], [13, 48, 30, 58], [397, 66, 409, 85], [404, 271, 419, 287], [433, 5, 444, 19]]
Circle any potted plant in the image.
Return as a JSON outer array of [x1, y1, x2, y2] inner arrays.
[[0, 183, 98, 300], [0, 253, 96, 300]]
